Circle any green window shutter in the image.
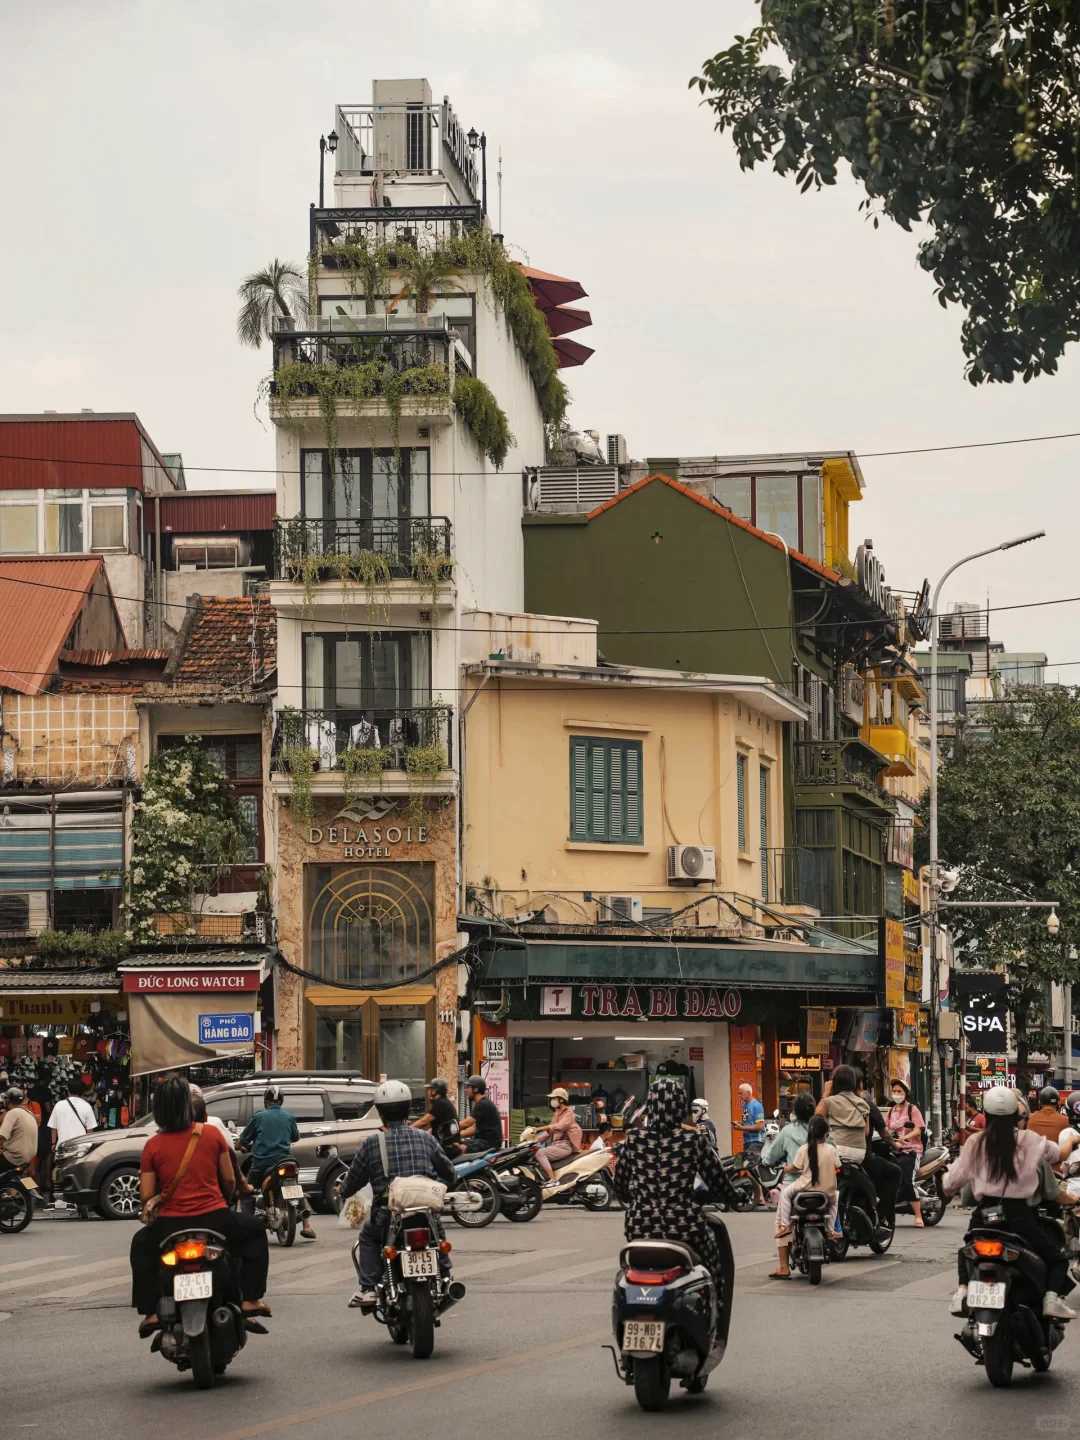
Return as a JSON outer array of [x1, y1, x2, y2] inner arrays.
[[759, 764, 770, 897], [737, 753, 747, 851], [569, 737, 643, 844]]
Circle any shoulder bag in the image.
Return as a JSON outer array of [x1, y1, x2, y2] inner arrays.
[[141, 1123, 205, 1225]]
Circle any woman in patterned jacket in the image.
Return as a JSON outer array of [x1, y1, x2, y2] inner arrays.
[[613, 1076, 738, 1302]]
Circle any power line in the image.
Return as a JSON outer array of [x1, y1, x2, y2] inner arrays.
[[861, 429, 1080, 459]]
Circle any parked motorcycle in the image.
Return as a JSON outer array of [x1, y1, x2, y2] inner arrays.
[[608, 1205, 734, 1411], [894, 1145, 949, 1227], [832, 1162, 894, 1259], [715, 1155, 756, 1211], [0, 1165, 35, 1234], [789, 1188, 832, 1285], [448, 1152, 502, 1228], [150, 1227, 247, 1388], [519, 1126, 616, 1210], [484, 1141, 544, 1222], [954, 1200, 1069, 1387], [354, 1199, 467, 1359]]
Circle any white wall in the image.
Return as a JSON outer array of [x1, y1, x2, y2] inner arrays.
[[103, 552, 146, 648]]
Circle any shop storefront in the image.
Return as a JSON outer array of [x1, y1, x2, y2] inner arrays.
[[471, 933, 882, 1149], [272, 794, 461, 1094], [0, 973, 133, 1128]]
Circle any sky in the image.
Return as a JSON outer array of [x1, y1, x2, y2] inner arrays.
[[2, 1, 1078, 672]]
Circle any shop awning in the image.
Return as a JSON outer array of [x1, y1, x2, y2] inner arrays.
[[0, 968, 121, 1025], [476, 937, 880, 993], [128, 991, 258, 1077], [0, 794, 124, 892]]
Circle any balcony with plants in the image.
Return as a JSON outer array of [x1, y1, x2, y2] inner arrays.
[[272, 512, 454, 605], [794, 736, 894, 811]]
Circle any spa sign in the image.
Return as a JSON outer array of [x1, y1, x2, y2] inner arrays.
[[307, 822, 429, 859]]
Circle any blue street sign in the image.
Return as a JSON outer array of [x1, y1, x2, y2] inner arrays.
[[198, 1012, 254, 1045]]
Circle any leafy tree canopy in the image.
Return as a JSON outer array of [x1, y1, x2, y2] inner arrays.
[[926, 685, 1080, 1077], [692, 2, 1080, 384]]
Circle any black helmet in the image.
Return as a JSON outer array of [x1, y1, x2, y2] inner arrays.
[[1040, 1086, 1061, 1108], [427, 1077, 448, 1096], [466, 1075, 486, 1093], [264, 1085, 284, 1107]]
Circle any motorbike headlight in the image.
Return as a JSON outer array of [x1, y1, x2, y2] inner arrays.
[[57, 1140, 97, 1162]]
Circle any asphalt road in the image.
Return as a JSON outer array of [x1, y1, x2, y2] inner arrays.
[[3, 1202, 1078, 1438]]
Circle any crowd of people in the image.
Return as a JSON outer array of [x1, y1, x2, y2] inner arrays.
[[0, 1080, 98, 1206]]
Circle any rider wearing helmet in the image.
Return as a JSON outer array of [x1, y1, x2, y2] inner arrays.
[[459, 1075, 503, 1154], [0, 1086, 38, 1175], [690, 1097, 719, 1151], [1030, 1086, 1070, 1143], [411, 1076, 463, 1156], [237, 1085, 316, 1240], [943, 1084, 1080, 1319], [341, 1079, 457, 1308]]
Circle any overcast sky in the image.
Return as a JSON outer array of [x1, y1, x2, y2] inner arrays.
[[3, 1, 1078, 671]]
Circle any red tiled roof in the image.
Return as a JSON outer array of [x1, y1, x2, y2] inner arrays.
[[0, 557, 105, 696], [586, 473, 843, 584], [172, 596, 276, 689]]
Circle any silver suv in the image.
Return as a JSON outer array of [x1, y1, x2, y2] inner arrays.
[[54, 1072, 379, 1220]]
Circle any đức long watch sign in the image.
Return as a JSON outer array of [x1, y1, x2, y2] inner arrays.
[[121, 970, 261, 994]]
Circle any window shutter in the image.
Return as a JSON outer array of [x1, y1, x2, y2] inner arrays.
[[570, 737, 590, 840], [759, 764, 770, 897], [624, 743, 642, 842], [736, 753, 747, 851], [589, 741, 608, 839], [609, 744, 623, 837]]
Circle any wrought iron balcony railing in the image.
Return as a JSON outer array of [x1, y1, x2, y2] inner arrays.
[[312, 205, 484, 256], [270, 318, 472, 381], [759, 847, 816, 907], [272, 705, 453, 774], [794, 738, 890, 803], [272, 516, 452, 584]]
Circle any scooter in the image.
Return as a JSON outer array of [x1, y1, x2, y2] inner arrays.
[[894, 1145, 950, 1227], [608, 1205, 734, 1411], [0, 1164, 35, 1234], [149, 1227, 247, 1388], [954, 1201, 1070, 1387], [832, 1162, 894, 1259], [519, 1126, 616, 1210], [788, 1188, 832, 1285]]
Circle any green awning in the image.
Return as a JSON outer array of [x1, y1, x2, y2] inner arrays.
[[478, 937, 880, 993]]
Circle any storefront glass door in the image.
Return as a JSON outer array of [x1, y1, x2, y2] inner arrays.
[[314, 1010, 365, 1071], [378, 1006, 427, 1095]]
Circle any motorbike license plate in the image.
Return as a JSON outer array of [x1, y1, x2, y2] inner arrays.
[[280, 1184, 304, 1201], [623, 1320, 665, 1353], [967, 1280, 1006, 1310], [173, 1270, 213, 1302], [400, 1248, 438, 1279], [19, 1176, 37, 1191]]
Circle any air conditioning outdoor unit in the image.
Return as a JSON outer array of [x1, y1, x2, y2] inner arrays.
[[667, 845, 716, 885], [599, 894, 643, 924]]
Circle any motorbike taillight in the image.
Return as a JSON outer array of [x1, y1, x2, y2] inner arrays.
[[405, 1227, 430, 1250], [626, 1266, 684, 1285], [277, 1162, 298, 1178]]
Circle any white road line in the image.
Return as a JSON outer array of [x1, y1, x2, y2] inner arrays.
[[0, 1255, 75, 1280], [517, 1256, 616, 1288], [455, 1247, 579, 1280], [0, 1257, 128, 1295]]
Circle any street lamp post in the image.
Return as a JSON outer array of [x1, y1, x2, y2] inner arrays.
[[927, 530, 1045, 1142], [318, 129, 338, 209]]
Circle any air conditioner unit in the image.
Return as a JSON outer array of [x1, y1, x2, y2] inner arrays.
[[599, 894, 643, 924], [667, 845, 716, 885]]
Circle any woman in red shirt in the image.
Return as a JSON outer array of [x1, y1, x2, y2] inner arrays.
[[129, 1076, 270, 1336]]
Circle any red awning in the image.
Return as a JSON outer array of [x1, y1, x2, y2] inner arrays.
[[518, 265, 588, 311], [552, 337, 595, 369], [543, 305, 592, 338]]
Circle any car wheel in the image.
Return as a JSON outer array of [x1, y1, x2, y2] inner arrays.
[[98, 1166, 142, 1221], [323, 1164, 347, 1215]]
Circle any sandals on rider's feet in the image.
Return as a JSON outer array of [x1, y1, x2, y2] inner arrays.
[[244, 1318, 270, 1335], [243, 1302, 272, 1318], [138, 1318, 161, 1338], [768, 1271, 791, 1280]]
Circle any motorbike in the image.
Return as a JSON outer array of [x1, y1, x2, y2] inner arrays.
[[252, 1158, 305, 1247], [789, 1188, 832, 1285], [832, 1161, 894, 1259], [482, 1140, 545, 1222], [354, 1200, 467, 1359], [715, 1155, 757, 1211], [954, 1201, 1069, 1387], [0, 1164, 35, 1234], [893, 1144, 950, 1227], [151, 1227, 247, 1388], [608, 1205, 734, 1411], [448, 1152, 502, 1228], [518, 1126, 616, 1210]]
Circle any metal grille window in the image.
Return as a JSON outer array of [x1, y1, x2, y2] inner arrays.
[[0, 894, 30, 933], [569, 737, 643, 845], [736, 753, 748, 851]]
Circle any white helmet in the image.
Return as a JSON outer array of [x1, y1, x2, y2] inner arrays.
[[375, 1079, 412, 1107], [691, 1098, 709, 1115], [983, 1086, 1020, 1118]]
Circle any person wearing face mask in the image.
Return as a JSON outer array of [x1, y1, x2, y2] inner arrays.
[[885, 1078, 926, 1226], [533, 1088, 583, 1181]]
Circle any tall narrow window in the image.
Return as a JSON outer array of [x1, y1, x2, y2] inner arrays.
[[569, 737, 643, 845], [736, 753, 748, 852], [759, 764, 771, 898]]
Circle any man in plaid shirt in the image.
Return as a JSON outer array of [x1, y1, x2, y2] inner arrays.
[[342, 1079, 456, 1307]]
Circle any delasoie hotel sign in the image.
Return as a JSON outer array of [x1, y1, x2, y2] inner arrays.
[[306, 800, 431, 859]]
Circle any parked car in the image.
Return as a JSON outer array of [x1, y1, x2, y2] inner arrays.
[[53, 1071, 378, 1220]]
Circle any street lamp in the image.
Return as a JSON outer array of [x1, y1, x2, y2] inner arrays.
[[466, 126, 488, 216], [927, 529, 1045, 1142], [318, 129, 338, 209]]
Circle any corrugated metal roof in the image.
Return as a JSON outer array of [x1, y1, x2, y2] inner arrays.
[[0, 969, 119, 992], [146, 490, 276, 533], [0, 418, 143, 491], [0, 557, 104, 695], [118, 947, 272, 970]]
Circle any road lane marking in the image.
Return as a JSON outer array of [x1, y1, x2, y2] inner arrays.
[[212, 1327, 609, 1440], [0, 1255, 76, 1279], [0, 1257, 128, 1295], [517, 1256, 615, 1287], [454, 1246, 578, 1279]]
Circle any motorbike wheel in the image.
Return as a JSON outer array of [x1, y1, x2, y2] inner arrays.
[[409, 1283, 435, 1360], [633, 1357, 671, 1412], [808, 1257, 823, 1286], [983, 1322, 1014, 1388], [869, 1217, 895, 1255], [828, 1227, 849, 1262], [921, 1175, 946, 1228], [582, 1173, 614, 1212], [277, 1207, 297, 1248], [0, 1184, 32, 1234], [452, 1176, 499, 1229], [506, 1178, 543, 1223], [189, 1330, 215, 1391]]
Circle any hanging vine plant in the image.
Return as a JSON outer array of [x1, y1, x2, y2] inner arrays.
[[277, 707, 317, 824], [410, 545, 455, 602], [453, 376, 513, 467], [404, 743, 447, 829], [342, 744, 387, 804]]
